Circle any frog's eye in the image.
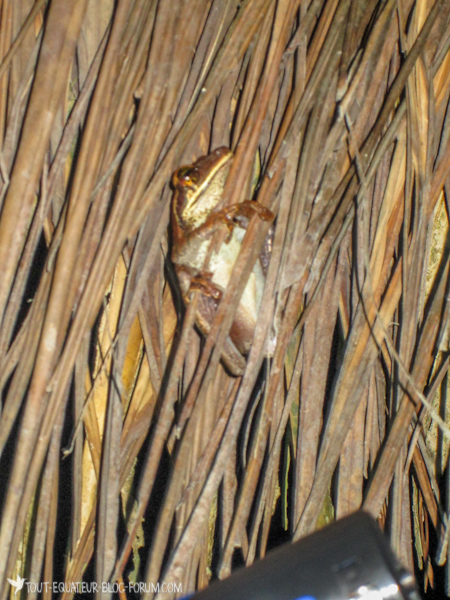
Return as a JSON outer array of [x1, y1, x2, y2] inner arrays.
[[175, 166, 199, 186]]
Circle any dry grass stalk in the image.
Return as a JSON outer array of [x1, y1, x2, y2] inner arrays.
[[0, 0, 450, 598]]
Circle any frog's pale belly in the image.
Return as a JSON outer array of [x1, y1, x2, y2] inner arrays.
[[176, 226, 265, 358], [208, 227, 264, 328]]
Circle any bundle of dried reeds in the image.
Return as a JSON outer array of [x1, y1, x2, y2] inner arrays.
[[0, 0, 450, 598]]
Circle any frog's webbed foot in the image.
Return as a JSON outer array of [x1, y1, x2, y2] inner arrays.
[[189, 273, 223, 301], [175, 265, 223, 302], [176, 265, 223, 303]]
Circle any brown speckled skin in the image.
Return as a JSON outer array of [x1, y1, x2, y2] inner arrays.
[[171, 147, 273, 376]]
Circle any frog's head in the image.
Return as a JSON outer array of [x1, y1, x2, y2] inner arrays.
[[172, 147, 233, 230]]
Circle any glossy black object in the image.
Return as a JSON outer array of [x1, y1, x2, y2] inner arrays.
[[186, 511, 420, 600]]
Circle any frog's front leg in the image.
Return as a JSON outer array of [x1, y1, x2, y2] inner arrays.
[[184, 210, 235, 244], [224, 200, 274, 224], [186, 200, 274, 245]]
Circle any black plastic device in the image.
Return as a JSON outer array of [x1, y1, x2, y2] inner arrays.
[[185, 511, 420, 600]]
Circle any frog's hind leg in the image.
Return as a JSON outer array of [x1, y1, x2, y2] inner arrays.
[[194, 292, 246, 376]]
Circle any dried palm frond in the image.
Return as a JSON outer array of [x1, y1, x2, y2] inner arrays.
[[1, 0, 450, 599]]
